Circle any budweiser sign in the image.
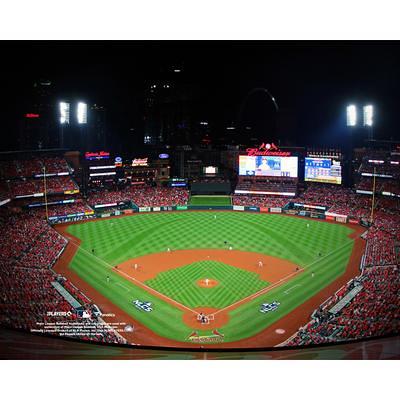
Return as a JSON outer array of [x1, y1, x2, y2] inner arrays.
[[246, 142, 291, 157]]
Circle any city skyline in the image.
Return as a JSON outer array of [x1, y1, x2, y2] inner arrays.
[[1, 41, 400, 154]]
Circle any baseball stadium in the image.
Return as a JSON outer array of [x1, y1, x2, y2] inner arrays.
[[0, 142, 399, 351], [0, 43, 399, 356]]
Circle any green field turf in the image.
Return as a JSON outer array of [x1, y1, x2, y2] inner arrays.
[[146, 260, 269, 308], [189, 195, 232, 206], [66, 211, 356, 343]]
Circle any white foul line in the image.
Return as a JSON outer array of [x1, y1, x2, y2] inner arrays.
[[65, 236, 198, 315], [283, 284, 302, 295], [211, 240, 354, 318]]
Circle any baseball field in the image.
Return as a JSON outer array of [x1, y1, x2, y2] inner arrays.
[[55, 211, 364, 347]]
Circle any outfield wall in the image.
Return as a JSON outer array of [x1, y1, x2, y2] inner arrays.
[[48, 201, 361, 226]]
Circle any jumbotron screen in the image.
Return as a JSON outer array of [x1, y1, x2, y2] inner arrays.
[[238, 155, 298, 177], [305, 157, 342, 184]]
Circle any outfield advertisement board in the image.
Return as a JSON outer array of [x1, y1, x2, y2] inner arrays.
[[153, 207, 161, 212], [139, 207, 151, 212], [245, 206, 259, 212], [269, 207, 282, 213], [233, 205, 245, 211], [176, 206, 188, 210]]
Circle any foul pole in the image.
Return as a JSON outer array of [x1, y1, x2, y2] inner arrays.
[[43, 166, 49, 221], [370, 166, 376, 223]]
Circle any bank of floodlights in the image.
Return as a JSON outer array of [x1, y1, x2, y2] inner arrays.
[[346, 104, 374, 127], [363, 105, 374, 127], [77, 102, 88, 124], [59, 102, 70, 124], [59, 101, 88, 125]]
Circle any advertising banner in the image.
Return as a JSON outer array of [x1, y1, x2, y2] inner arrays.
[[326, 215, 335, 221], [245, 206, 259, 212], [64, 189, 79, 195], [152, 207, 161, 212], [176, 206, 188, 210], [336, 216, 347, 223], [94, 203, 117, 209], [139, 207, 151, 212], [285, 209, 298, 215], [233, 205, 245, 211], [259, 207, 269, 213], [349, 219, 359, 224], [269, 207, 282, 213]]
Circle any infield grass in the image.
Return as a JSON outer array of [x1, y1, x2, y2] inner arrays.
[[146, 260, 269, 308]]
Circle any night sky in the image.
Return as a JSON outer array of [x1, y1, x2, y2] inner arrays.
[[1, 41, 400, 152]]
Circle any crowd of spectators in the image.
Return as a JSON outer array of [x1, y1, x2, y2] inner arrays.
[[87, 186, 190, 207], [286, 265, 400, 346], [6, 175, 78, 197], [87, 188, 132, 205], [232, 194, 290, 208], [0, 206, 125, 344], [363, 209, 400, 267], [130, 187, 189, 207], [235, 180, 297, 195], [28, 200, 93, 219], [0, 157, 70, 179]]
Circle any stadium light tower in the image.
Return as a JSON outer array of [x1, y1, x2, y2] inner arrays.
[[59, 101, 70, 124], [59, 101, 70, 148], [363, 105, 374, 140], [77, 102, 88, 124], [346, 105, 357, 127]]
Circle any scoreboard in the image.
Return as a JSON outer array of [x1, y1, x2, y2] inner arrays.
[[305, 157, 342, 184]]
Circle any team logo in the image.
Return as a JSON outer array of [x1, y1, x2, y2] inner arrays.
[[133, 300, 153, 312], [259, 301, 280, 314], [187, 330, 225, 343]]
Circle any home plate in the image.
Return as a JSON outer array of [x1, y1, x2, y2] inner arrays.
[[275, 329, 285, 334]]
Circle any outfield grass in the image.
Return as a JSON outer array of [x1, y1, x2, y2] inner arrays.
[[146, 260, 269, 308], [66, 212, 356, 343], [189, 195, 232, 206]]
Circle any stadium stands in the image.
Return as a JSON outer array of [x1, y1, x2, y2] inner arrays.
[[235, 179, 297, 195], [0, 206, 125, 344], [232, 194, 290, 208], [0, 157, 70, 179], [286, 266, 400, 346], [87, 186, 189, 207], [7, 175, 78, 197]]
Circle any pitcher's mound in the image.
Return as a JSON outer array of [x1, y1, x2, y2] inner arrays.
[[197, 278, 219, 288]]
